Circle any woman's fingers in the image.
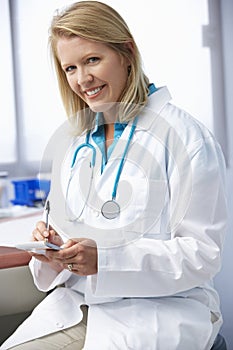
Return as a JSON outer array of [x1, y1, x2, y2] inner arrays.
[[31, 221, 48, 240], [46, 239, 97, 275], [32, 221, 62, 245], [49, 230, 63, 246]]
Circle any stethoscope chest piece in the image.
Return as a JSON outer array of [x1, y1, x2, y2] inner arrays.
[[101, 199, 120, 220]]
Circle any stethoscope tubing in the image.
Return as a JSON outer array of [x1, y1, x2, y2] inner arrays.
[[65, 116, 138, 220]]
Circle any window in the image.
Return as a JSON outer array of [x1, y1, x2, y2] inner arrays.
[[0, 0, 16, 164]]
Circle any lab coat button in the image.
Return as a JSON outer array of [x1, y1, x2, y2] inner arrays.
[[56, 322, 64, 329], [93, 210, 99, 217]]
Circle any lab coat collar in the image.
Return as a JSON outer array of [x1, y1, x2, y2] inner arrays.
[[104, 86, 172, 162], [136, 86, 172, 131], [91, 84, 170, 134], [86, 86, 171, 164]]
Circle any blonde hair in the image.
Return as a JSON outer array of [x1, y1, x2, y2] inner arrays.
[[49, 1, 150, 134]]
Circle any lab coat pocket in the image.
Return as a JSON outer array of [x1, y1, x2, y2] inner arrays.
[[120, 177, 169, 239]]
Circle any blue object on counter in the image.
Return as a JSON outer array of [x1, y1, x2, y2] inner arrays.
[[11, 179, 50, 207]]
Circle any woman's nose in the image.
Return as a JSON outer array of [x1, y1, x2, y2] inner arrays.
[[77, 68, 93, 86]]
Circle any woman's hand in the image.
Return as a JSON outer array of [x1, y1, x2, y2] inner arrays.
[[46, 238, 98, 276], [30, 221, 64, 272]]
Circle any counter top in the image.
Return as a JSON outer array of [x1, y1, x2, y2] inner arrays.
[[0, 246, 31, 269], [0, 209, 42, 269]]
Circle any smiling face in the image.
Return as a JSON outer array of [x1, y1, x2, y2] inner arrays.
[[57, 36, 130, 121]]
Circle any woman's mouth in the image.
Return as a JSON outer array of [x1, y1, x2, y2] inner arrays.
[[85, 85, 105, 97]]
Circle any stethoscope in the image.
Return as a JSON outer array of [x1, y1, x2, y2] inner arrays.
[[65, 116, 138, 221]]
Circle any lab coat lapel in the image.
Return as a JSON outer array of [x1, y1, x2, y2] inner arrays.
[[111, 86, 172, 156], [96, 86, 171, 178], [91, 86, 172, 172], [136, 86, 172, 131]]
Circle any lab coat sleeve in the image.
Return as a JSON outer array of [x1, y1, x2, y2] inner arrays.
[[27, 210, 73, 292], [29, 257, 72, 292], [93, 136, 228, 298]]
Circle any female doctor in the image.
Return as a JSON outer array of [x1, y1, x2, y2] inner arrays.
[[1, 1, 228, 349]]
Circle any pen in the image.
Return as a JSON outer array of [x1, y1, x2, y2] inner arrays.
[[45, 200, 50, 241]]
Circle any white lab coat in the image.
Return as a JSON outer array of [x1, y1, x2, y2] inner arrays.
[[1, 87, 227, 350]]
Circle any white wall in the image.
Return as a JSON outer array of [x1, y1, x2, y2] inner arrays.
[[214, 0, 233, 348]]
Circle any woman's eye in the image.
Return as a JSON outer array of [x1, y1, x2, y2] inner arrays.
[[65, 65, 76, 73], [87, 57, 99, 64]]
